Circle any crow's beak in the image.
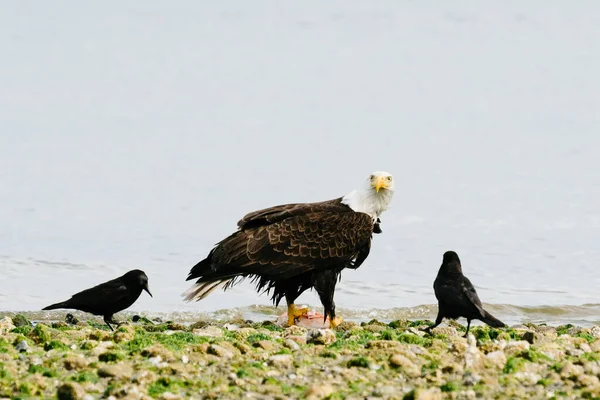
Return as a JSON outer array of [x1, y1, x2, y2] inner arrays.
[[144, 284, 153, 297]]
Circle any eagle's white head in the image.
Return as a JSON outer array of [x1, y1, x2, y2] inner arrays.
[[341, 171, 394, 219]]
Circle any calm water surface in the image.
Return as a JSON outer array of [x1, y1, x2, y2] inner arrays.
[[1, 1, 600, 325]]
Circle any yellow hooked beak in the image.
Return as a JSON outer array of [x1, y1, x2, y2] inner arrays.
[[374, 176, 388, 193]]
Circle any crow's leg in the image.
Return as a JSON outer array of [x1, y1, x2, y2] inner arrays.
[[463, 319, 472, 338], [103, 315, 116, 331], [423, 311, 444, 334]]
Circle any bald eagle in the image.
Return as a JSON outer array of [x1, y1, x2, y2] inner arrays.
[[183, 171, 394, 326]]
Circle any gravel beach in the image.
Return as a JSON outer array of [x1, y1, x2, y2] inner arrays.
[[2, 314, 600, 399]]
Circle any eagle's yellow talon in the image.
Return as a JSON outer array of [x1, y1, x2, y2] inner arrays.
[[330, 316, 343, 329], [287, 304, 309, 326]]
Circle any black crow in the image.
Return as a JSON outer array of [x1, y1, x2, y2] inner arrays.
[[42, 269, 152, 331], [424, 251, 505, 337]]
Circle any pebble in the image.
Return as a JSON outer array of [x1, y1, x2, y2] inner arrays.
[[305, 384, 334, 399], [254, 340, 276, 351], [14, 340, 28, 353], [208, 344, 234, 359], [514, 371, 542, 385], [192, 326, 223, 338], [223, 323, 240, 331], [389, 354, 420, 377], [284, 325, 308, 337], [287, 335, 307, 345], [268, 354, 293, 368], [141, 344, 175, 361], [56, 382, 85, 400], [283, 338, 300, 351], [503, 340, 530, 356], [0, 316, 15, 335], [307, 329, 336, 345], [63, 355, 88, 370], [485, 351, 507, 369], [234, 342, 250, 354], [12, 314, 32, 327], [97, 364, 134, 379]]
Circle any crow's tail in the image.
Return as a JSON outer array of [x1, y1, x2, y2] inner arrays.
[[481, 311, 506, 328]]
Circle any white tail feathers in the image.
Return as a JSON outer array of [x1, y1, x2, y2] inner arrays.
[[181, 279, 232, 302]]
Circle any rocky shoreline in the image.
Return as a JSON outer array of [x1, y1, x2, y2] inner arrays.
[[1, 314, 600, 399]]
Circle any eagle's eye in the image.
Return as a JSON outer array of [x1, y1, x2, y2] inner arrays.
[[387, 176, 392, 181], [370, 175, 374, 180]]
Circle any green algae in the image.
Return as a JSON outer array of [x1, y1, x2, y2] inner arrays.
[[2, 315, 600, 399], [246, 333, 273, 344], [147, 377, 190, 397], [503, 357, 525, 373], [11, 326, 32, 336], [347, 356, 370, 368], [44, 340, 69, 351], [440, 381, 460, 392], [397, 333, 432, 347]]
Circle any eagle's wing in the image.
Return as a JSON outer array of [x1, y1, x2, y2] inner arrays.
[[237, 199, 341, 230], [198, 205, 374, 281]]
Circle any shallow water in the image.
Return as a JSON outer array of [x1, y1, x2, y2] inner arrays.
[[1, 2, 600, 323]]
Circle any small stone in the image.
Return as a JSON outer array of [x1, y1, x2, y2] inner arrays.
[[335, 320, 359, 331], [97, 363, 134, 379], [485, 351, 507, 369], [463, 371, 482, 386], [0, 316, 15, 335], [57, 382, 85, 400], [416, 387, 443, 400], [307, 329, 336, 345], [503, 340, 530, 356], [192, 326, 223, 338], [284, 325, 308, 337], [464, 336, 484, 370], [305, 384, 334, 399], [364, 324, 386, 333], [514, 371, 542, 385], [181, 355, 189, 364], [389, 354, 420, 378], [590, 339, 600, 352], [284, 338, 300, 351], [12, 314, 32, 327], [149, 356, 164, 366], [268, 354, 293, 368], [132, 370, 156, 385], [234, 342, 250, 354], [578, 374, 600, 387], [366, 340, 401, 349], [65, 314, 79, 325], [521, 331, 537, 344], [113, 325, 135, 343], [428, 326, 459, 337], [591, 326, 600, 338], [14, 340, 28, 353], [237, 327, 257, 337], [287, 335, 307, 345], [223, 323, 240, 331], [89, 341, 115, 356], [560, 362, 585, 380], [64, 355, 88, 370], [254, 340, 276, 351], [159, 393, 181, 400], [207, 344, 234, 359], [141, 344, 175, 361]]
